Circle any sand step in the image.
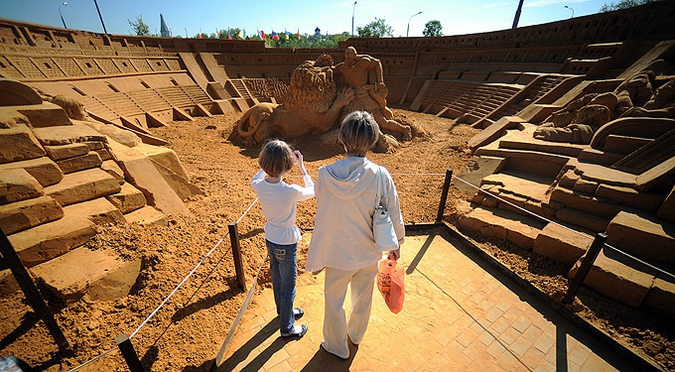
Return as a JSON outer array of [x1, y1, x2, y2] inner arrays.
[[124, 205, 168, 227], [0, 168, 43, 204], [457, 204, 545, 251], [44, 167, 121, 207], [106, 182, 147, 214], [7, 211, 95, 268], [0, 195, 63, 235], [61, 197, 126, 226], [0, 156, 63, 187], [29, 247, 141, 304], [0, 123, 46, 163], [475, 170, 556, 220]]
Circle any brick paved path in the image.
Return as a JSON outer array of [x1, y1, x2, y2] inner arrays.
[[216, 231, 637, 371]]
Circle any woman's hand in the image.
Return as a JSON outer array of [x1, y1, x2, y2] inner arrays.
[[387, 248, 400, 260]]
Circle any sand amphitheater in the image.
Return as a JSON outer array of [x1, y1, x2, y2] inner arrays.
[[1, 1, 674, 371]]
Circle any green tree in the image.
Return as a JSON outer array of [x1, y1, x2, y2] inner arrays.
[[128, 16, 150, 36], [423, 20, 443, 37], [600, 0, 657, 12], [356, 18, 393, 38]]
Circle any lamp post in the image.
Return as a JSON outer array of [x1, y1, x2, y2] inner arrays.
[[407, 11, 422, 37], [351, 1, 357, 38], [59, 2, 68, 29], [565, 5, 574, 18], [93, 0, 108, 34]]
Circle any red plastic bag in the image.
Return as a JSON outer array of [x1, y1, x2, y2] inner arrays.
[[377, 259, 405, 314]]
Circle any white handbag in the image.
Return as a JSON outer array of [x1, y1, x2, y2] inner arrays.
[[373, 167, 399, 252]]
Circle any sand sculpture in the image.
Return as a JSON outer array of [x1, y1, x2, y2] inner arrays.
[[235, 54, 355, 147], [533, 72, 675, 143], [234, 49, 412, 152]]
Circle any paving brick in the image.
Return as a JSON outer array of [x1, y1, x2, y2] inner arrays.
[[213, 233, 638, 372]]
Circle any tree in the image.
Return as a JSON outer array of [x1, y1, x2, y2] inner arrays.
[[600, 0, 658, 12], [423, 20, 443, 37], [357, 18, 393, 38], [128, 16, 150, 36]]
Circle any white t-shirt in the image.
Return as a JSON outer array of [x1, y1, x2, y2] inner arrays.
[[251, 169, 315, 245]]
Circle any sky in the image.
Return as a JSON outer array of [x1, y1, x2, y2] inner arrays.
[[0, 0, 613, 38]]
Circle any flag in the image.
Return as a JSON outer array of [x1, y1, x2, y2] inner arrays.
[[271, 30, 279, 40], [285, 30, 289, 40], [238, 29, 243, 39], [260, 30, 266, 40], [215, 29, 220, 38], [297, 29, 301, 40], [227, 28, 232, 40], [243, 28, 246, 38]]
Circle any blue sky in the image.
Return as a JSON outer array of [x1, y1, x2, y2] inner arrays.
[[1, 0, 612, 38]]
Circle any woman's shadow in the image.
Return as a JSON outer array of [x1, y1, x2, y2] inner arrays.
[[215, 318, 357, 371]]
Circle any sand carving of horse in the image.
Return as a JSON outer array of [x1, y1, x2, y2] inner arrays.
[[235, 55, 355, 145]]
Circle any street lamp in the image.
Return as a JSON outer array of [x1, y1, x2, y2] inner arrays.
[[406, 11, 422, 37], [59, 2, 68, 29], [565, 5, 574, 19], [351, 1, 357, 38]]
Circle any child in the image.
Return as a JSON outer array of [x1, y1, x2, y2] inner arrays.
[[251, 139, 315, 337]]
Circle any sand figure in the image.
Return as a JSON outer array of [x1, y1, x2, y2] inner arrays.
[[619, 77, 675, 118], [334, 46, 412, 152], [234, 54, 355, 146]]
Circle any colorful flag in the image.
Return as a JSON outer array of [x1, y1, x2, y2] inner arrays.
[[285, 30, 289, 40], [243, 29, 246, 38], [215, 29, 220, 38], [260, 30, 266, 40], [297, 29, 301, 40], [271, 30, 279, 40], [227, 28, 232, 40], [238, 29, 243, 39]]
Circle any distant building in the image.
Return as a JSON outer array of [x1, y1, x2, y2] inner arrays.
[[314, 27, 321, 39], [160, 14, 171, 37]]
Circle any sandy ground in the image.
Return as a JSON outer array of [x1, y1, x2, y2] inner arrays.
[[0, 109, 672, 371]]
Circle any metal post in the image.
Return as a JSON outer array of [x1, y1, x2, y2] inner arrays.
[[351, 1, 357, 38], [59, 2, 68, 29], [407, 11, 422, 37], [512, 0, 524, 29], [115, 334, 145, 372], [228, 222, 246, 290], [93, 0, 108, 34], [436, 169, 453, 222], [0, 228, 71, 354], [562, 233, 608, 304]]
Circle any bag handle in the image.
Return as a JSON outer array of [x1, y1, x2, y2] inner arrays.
[[375, 167, 389, 211]]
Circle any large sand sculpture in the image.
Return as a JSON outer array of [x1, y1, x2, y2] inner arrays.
[[0, 0, 674, 345]]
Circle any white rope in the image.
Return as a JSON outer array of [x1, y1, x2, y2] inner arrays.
[[604, 243, 675, 281]]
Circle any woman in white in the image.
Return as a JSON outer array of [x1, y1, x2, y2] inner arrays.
[[306, 111, 404, 359]]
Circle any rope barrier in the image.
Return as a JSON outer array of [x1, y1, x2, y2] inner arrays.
[[450, 173, 675, 284], [604, 243, 675, 282], [67, 198, 261, 371]]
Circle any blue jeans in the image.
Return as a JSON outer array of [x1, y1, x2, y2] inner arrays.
[[266, 240, 298, 335]]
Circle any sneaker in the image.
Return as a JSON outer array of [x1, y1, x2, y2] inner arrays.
[[281, 324, 308, 338]]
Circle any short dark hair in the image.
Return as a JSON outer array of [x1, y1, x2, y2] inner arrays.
[[258, 139, 295, 177], [338, 111, 379, 156]]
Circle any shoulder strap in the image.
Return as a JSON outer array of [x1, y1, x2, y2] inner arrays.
[[375, 166, 388, 209]]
